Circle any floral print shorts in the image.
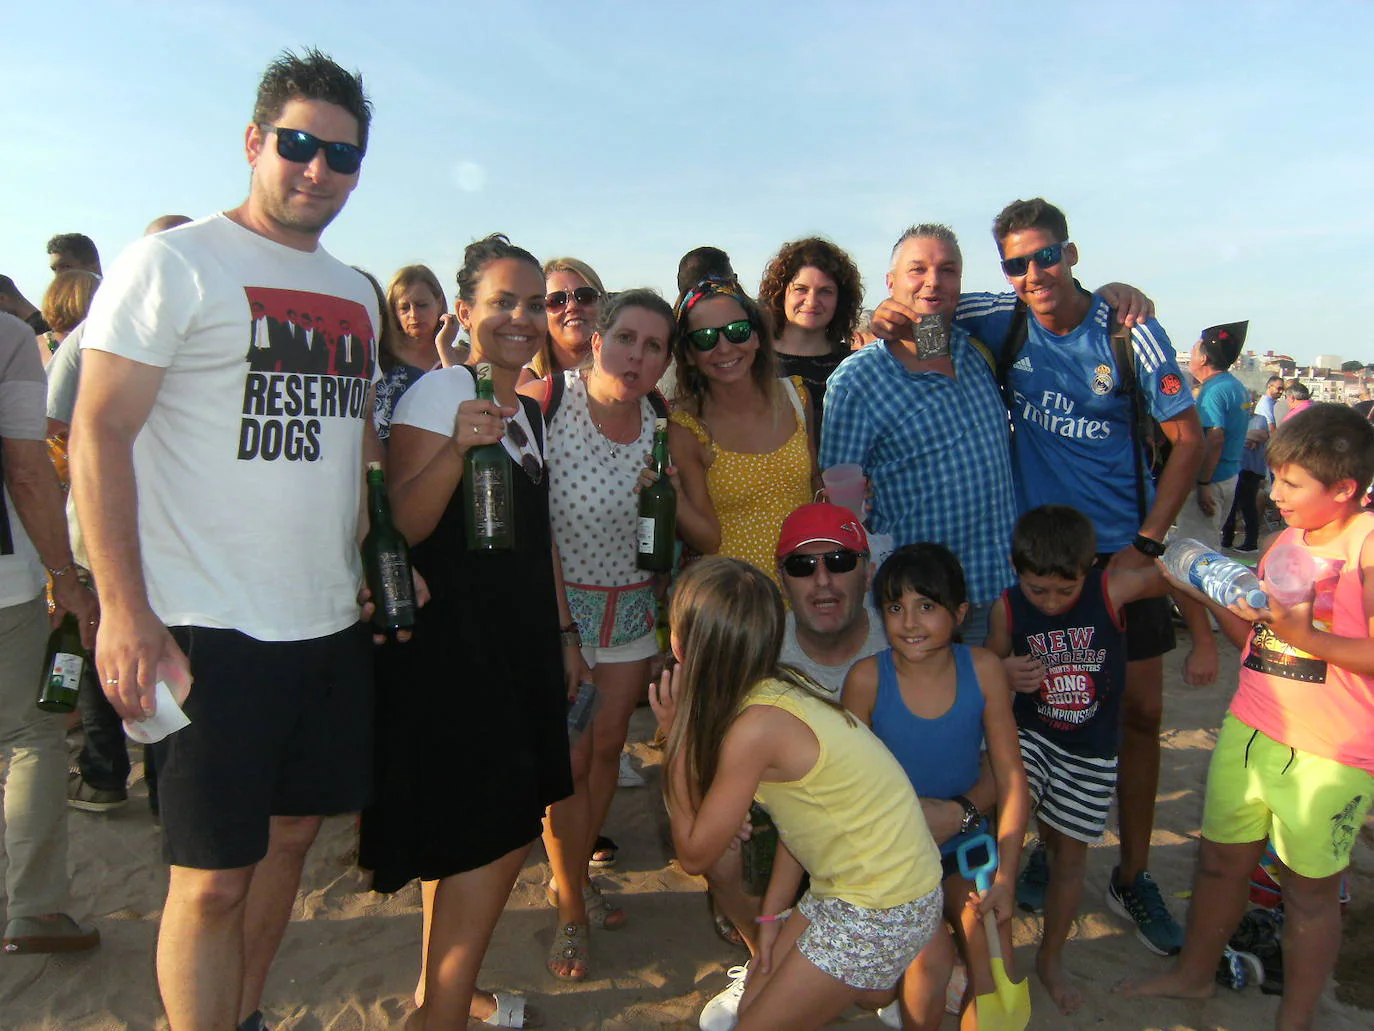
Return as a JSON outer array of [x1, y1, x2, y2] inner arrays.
[[796, 885, 943, 990]]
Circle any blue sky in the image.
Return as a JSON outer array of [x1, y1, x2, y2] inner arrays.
[[5, 1, 1369, 364]]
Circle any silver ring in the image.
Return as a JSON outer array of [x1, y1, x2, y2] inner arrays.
[[105, 677, 119, 685]]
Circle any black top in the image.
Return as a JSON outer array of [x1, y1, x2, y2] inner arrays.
[[360, 393, 574, 890], [776, 350, 844, 425]]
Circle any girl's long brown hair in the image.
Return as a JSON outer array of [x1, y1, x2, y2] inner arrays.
[[664, 557, 848, 808]]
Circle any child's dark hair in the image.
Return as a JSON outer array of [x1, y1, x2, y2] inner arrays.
[[1012, 505, 1097, 580], [1268, 403, 1374, 491], [872, 543, 967, 616]]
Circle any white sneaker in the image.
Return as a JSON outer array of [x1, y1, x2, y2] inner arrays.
[[876, 1001, 901, 1029], [618, 751, 646, 788], [699, 963, 748, 1031]]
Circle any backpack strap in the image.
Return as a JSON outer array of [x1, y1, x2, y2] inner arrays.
[[647, 388, 670, 420], [995, 299, 1030, 411], [540, 369, 564, 423]]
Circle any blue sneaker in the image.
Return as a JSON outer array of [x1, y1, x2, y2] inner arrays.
[[1106, 867, 1183, 956], [1016, 840, 1048, 914]]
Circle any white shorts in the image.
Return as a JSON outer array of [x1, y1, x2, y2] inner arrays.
[[580, 629, 659, 669]]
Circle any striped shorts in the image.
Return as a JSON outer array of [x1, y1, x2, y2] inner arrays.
[[1018, 727, 1118, 844]]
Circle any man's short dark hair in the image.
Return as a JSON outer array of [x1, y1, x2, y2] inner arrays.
[[676, 246, 734, 295], [46, 233, 100, 269], [1011, 505, 1097, 580], [1268, 403, 1374, 491], [992, 198, 1070, 250], [1266, 375, 1284, 388], [253, 48, 373, 153]]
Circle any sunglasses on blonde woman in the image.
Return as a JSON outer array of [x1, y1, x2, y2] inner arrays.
[[545, 287, 600, 313]]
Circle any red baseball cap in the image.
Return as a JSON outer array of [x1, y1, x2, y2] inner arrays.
[[775, 503, 869, 557]]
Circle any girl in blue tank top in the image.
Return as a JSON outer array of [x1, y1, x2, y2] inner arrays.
[[843, 543, 1029, 1029]]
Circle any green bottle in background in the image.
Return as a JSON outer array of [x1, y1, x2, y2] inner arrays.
[[362, 461, 417, 635], [636, 418, 676, 572], [463, 362, 515, 550], [37, 612, 85, 713]]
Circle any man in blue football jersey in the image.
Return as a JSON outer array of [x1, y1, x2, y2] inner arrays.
[[954, 198, 1203, 957]]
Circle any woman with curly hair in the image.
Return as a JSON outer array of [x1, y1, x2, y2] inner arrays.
[[757, 237, 863, 419]]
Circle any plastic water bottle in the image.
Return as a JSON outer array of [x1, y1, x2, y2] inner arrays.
[[1163, 538, 1268, 609]]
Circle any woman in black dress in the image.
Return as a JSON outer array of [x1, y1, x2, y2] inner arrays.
[[360, 235, 579, 1030]]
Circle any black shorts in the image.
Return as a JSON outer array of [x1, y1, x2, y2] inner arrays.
[[155, 623, 373, 870], [1094, 554, 1176, 661]]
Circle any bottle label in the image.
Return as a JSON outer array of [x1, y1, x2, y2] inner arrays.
[[49, 652, 84, 693], [473, 467, 509, 538], [376, 551, 415, 620], [637, 516, 656, 555]]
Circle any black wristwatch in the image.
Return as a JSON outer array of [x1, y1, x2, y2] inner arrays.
[[952, 795, 980, 834], [1132, 534, 1166, 558]]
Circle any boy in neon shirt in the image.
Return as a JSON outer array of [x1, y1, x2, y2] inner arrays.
[[1125, 403, 1374, 1031]]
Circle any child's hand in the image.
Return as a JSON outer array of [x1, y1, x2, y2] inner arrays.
[[648, 663, 679, 733], [1002, 654, 1046, 694], [754, 918, 782, 974], [727, 813, 753, 851], [1230, 593, 1314, 648], [969, 879, 1016, 925]]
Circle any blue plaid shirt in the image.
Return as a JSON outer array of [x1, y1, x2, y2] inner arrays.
[[819, 329, 1017, 604]]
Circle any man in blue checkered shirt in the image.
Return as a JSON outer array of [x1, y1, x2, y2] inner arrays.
[[819, 224, 1015, 646]]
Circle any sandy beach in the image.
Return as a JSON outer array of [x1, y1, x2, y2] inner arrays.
[[3, 630, 1371, 1031]]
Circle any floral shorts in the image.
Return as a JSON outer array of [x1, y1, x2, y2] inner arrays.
[[796, 885, 943, 990]]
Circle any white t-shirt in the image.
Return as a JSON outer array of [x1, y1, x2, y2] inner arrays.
[[0, 312, 46, 608], [779, 599, 889, 700], [80, 214, 380, 641], [393, 364, 543, 466]]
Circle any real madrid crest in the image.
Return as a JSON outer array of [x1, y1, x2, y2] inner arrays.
[[1091, 363, 1114, 395]]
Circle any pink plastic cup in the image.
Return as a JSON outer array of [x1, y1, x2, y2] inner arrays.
[[821, 464, 866, 520], [1262, 543, 1316, 607]]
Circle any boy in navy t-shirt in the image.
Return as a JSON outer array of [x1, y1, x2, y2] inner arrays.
[[987, 505, 1166, 1014]]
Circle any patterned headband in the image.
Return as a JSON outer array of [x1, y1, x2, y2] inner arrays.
[[675, 275, 748, 320]]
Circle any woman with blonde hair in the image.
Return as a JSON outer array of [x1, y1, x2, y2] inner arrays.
[[521, 257, 605, 389], [37, 269, 99, 366], [374, 265, 464, 441]]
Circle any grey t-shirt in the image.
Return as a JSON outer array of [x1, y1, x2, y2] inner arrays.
[[779, 599, 889, 700], [45, 321, 84, 424]]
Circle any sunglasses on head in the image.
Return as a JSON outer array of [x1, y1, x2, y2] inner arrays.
[[262, 125, 364, 175], [1000, 242, 1067, 278], [687, 319, 753, 352], [545, 287, 600, 313], [781, 549, 865, 578]]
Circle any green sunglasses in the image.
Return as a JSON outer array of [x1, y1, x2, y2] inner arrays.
[[687, 319, 753, 352]]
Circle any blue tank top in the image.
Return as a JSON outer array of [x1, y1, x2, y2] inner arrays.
[[871, 643, 985, 856], [1006, 570, 1126, 759]]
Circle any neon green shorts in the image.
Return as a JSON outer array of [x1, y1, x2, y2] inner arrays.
[[1202, 713, 1373, 879]]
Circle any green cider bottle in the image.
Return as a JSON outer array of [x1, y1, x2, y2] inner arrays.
[[636, 419, 676, 572], [362, 461, 417, 635], [37, 612, 85, 713], [463, 363, 515, 550]]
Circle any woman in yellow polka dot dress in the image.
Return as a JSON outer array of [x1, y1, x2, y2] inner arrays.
[[667, 278, 818, 586]]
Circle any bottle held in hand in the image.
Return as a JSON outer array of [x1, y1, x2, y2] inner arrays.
[[37, 612, 85, 713], [362, 461, 417, 635], [637, 418, 676, 572], [740, 802, 779, 896], [463, 363, 515, 550], [1163, 538, 1267, 609]]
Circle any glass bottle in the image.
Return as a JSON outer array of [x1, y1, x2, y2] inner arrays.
[[37, 612, 85, 713], [636, 418, 676, 572], [362, 461, 417, 635], [463, 363, 515, 550]]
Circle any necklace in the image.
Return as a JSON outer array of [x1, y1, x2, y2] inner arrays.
[[585, 386, 640, 461]]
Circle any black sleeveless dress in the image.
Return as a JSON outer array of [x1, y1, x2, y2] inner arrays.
[[360, 393, 573, 891]]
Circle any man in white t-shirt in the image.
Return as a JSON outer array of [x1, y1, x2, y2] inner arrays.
[[70, 49, 380, 1031]]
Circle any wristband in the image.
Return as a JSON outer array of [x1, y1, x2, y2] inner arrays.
[[1131, 534, 1165, 558], [755, 908, 792, 924], [45, 562, 79, 579], [952, 794, 980, 835], [1196, 479, 1212, 486]]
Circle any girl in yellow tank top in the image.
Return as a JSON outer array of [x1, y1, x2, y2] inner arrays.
[[664, 279, 817, 586], [650, 557, 943, 1030]]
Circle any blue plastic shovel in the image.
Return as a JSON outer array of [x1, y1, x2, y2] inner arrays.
[[956, 832, 1031, 1031]]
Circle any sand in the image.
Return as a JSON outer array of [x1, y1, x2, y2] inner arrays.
[[2, 632, 1371, 1031]]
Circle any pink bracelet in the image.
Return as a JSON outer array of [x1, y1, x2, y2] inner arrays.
[[754, 907, 792, 924]]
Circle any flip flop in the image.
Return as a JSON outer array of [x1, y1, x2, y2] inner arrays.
[[479, 991, 543, 1028], [707, 894, 746, 949]]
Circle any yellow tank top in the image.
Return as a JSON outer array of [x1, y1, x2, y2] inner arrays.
[[745, 677, 942, 909], [670, 378, 813, 586]]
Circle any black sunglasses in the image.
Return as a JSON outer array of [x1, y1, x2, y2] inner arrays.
[[781, 549, 865, 578], [262, 125, 365, 175], [505, 419, 543, 485], [687, 319, 753, 352], [545, 287, 600, 313], [1000, 242, 1067, 278]]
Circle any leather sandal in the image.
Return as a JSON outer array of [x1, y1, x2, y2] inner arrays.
[[545, 877, 627, 931], [546, 922, 589, 981]]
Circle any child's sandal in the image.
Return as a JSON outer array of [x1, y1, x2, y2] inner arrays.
[[547, 921, 589, 981]]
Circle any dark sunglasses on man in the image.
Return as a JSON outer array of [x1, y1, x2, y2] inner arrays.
[[262, 125, 365, 175], [545, 287, 600, 313], [781, 549, 865, 578], [999, 242, 1068, 278]]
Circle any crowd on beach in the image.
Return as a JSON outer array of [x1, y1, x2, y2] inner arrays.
[[0, 46, 1370, 1031]]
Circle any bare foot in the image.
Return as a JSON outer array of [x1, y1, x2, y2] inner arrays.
[[1036, 952, 1083, 1015], [468, 990, 498, 1022], [1117, 965, 1216, 1000]]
